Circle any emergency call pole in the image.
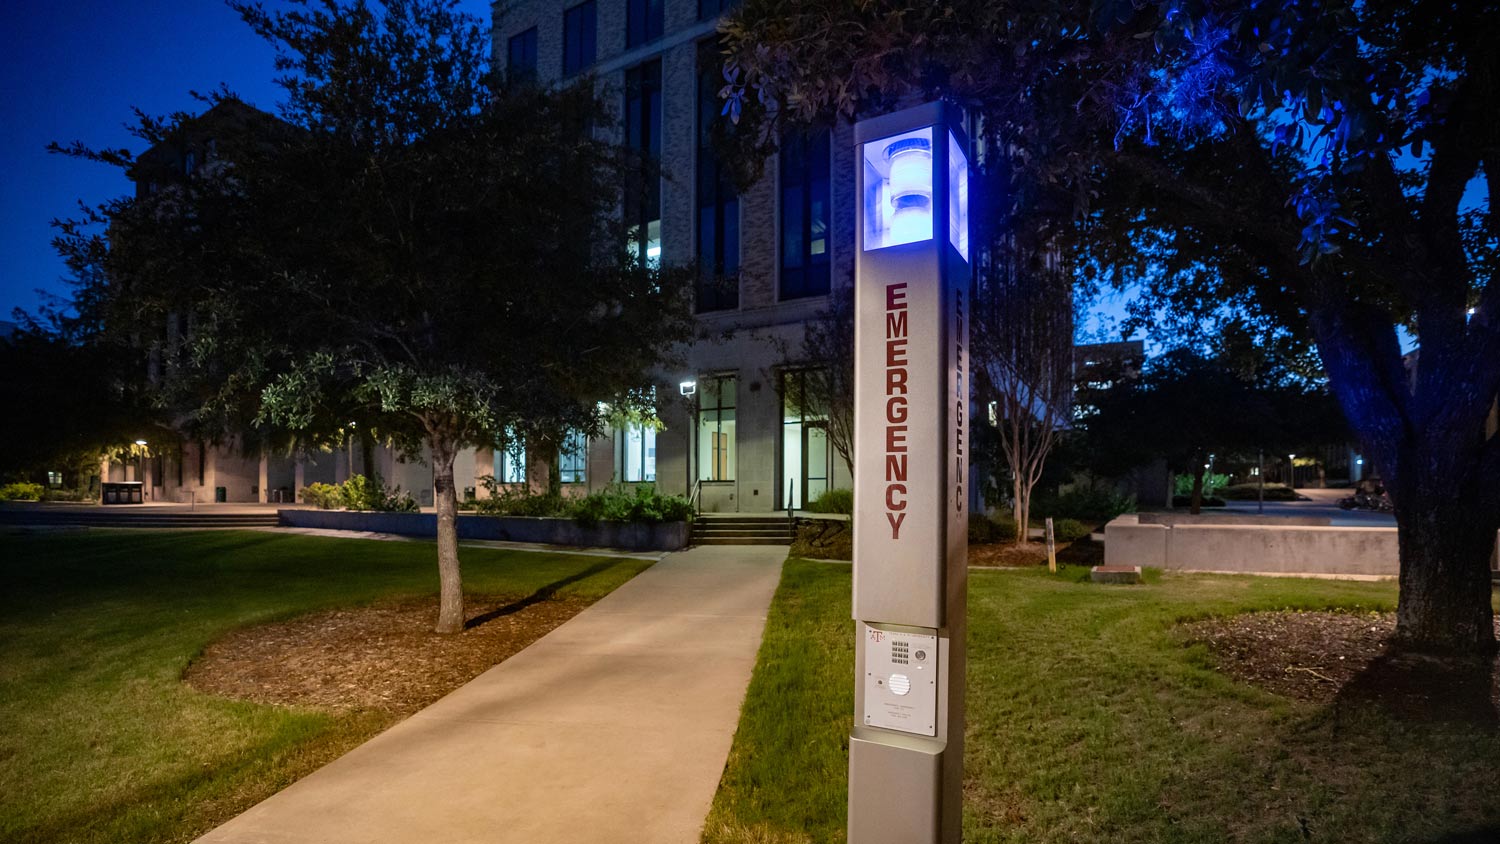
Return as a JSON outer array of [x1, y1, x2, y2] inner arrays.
[[849, 101, 970, 843]]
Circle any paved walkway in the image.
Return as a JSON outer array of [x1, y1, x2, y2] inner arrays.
[[194, 544, 786, 844]]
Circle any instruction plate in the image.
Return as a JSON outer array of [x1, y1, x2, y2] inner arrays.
[[861, 625, 938, 736]]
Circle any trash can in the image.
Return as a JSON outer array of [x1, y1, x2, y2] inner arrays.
[[101, 481, 144, 505]]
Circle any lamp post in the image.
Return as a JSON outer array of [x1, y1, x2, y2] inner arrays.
[[850, 101, 970, 844]]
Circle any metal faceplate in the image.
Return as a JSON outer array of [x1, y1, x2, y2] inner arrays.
[[861, 623, 939, 736]]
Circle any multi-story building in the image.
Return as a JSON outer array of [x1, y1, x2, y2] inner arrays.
[[104, 0, 857, 512], [491, 0, 855, 512]]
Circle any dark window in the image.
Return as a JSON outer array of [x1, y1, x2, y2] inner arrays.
[[779, 129, 832, 299], [626, 0, 662, 48], [696, 41, 739, 312], [698, 0, 740, 20], [624, 61, 663, 266], [508, 28, 538, 83], [563, 1, 596, 76]]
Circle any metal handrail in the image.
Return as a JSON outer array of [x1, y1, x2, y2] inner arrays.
[[787, 478, 796, 537], [689, 478, 704, 517]]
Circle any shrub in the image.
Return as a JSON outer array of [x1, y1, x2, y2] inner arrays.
[[1174, 473, 1232, 497], [1172, 494, 1226, 508], [1219, 482, 1299, 501], [300, 482, 343, 510], [473, 486, 565, 517], [568, 484, 693, 527], [791, 520, 852, 560], [41, 488, 91, 502], [968, 513, 1019, 545], [1033, 486, 1136, 522], [805, 488, 854, 515], [1051, 518, 1092, 543], [337, 474, 418, 512], [0, 482, 45, 501]]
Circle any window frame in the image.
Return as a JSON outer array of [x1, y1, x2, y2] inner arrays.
[[562, 1, 597, 77], [695, 39, 739, 312], [625, 0, 663, 48], [696, 374, 737, 482], [778, 128, 833, 301], [508, 27, 538, 83]]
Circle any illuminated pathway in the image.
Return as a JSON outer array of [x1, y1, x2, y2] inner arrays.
[[194, 544, 785, 844]]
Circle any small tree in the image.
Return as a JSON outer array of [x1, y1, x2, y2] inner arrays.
[[798, 285, 855, 479], [975, 246, 1075, 544], [56, 0, 694, 633]]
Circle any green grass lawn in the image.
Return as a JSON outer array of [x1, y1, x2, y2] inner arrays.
[[705, 560, 1500, 844], [0, 529, 652, 844]]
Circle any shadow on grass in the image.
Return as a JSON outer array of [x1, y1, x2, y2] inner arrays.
[[1334, 647, 1499, 724], [464, 560, 620, 630]]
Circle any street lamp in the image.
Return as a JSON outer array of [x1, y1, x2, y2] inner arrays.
[[851, 102, 970, 844]]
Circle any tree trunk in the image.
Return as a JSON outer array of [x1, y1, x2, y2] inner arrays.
[[1391, 449, 1498, 655], [1189, 462, 1206, 515], [430, 434, 464, 634], [1012, 473, 1031, 549], [359, 429, 376, 481]]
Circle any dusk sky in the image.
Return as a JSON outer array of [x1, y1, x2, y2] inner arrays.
[[0, 0, 489, 322], [1, 1, 1139, 339]]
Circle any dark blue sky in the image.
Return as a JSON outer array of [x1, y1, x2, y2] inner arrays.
[[1, 1, 1140, 342], [0, 0, 489, 321]]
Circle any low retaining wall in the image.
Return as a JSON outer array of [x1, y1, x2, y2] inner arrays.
[[1106, 514, 1500, 576], [278, 509, 689, 552]]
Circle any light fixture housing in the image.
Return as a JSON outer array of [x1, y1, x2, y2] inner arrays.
[[860, 123, 969, 261], [679, 380, 697, 397]]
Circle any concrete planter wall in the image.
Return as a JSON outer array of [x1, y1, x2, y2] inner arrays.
[[278, 509, 689, 552], [1106, 514, 1500, 576]]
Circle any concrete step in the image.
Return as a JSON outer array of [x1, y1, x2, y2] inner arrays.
[[692, 526, 790, 535], [692, 536, 793, 546]]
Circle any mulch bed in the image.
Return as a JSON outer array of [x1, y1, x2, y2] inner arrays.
[[1185, 611, 1500, 722], [968, 539, 1104, 568], [184, 595, 591, 715]]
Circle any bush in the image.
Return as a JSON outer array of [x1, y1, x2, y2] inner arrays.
[[805, 488, 853, 515], [41, 488, 91, 502], [968, 513, 1019, 545], [568, 484, 693, 527], [791, 520, 852, 560], [473, 486, 565, 517], [1051, 518, 1092, 543], [0, 482, 45, 501], [1174, 473, 1232, 497], [337, 474, 418, 512], [1219, 482, 1299, 501], [300, 482, 343, 510], [1033, 486, 1136, 522], [1172, 494, 1226, 508]]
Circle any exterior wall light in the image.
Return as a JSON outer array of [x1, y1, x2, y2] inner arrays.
[[679, 380, 697, 397]]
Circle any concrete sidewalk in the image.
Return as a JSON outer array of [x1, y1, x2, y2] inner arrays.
[[194, 544, 785, 844]]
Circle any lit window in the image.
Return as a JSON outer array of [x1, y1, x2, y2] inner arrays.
[[618, 424, 657, 482], [559, 430, 588, 484], [697, 375, 737, 481], [494, 430, 527, 484]]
